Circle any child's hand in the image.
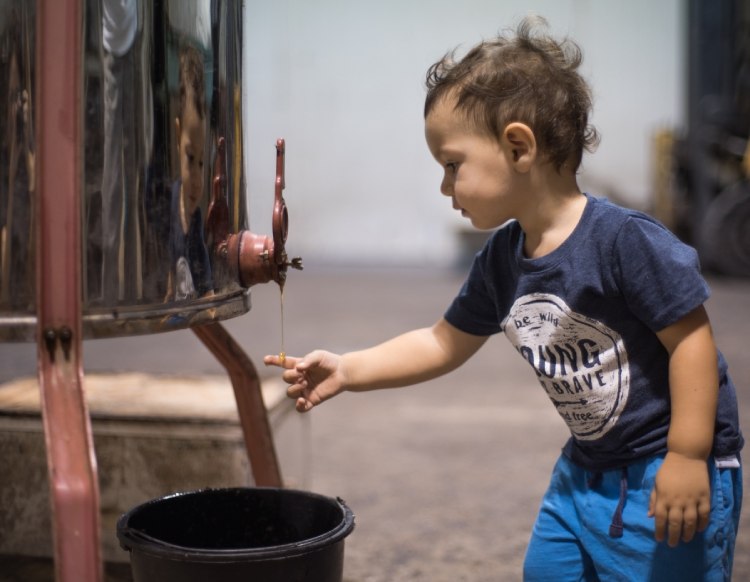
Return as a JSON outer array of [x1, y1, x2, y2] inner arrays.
[[648, 451, 711, 547], [264, 350, 346, 412]]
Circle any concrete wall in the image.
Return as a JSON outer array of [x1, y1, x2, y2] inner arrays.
[[242, 0, 685, 266]]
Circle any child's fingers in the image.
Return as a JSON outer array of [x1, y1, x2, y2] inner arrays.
[[263, 354, 298, 369], [679, 505, 698, 543], [666, 506, 684, 547], [294, 350, 329, 372], [287, 379, 324, 413], [651, 499, 710, 546], [696, 497, 711, 533], [649, 489, 669, 543], [652, 502, 685, 547], [652, 505, 667, 543], [268, 350, 337, 414], [286, 378, 308, 399], [296, 397, 314, 413], [263, 354, 281, 367]]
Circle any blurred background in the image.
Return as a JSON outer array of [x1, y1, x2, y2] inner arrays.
[[243, 0, 749, 276], [0, 1, 748, 580]]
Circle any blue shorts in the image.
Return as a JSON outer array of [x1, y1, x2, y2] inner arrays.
[[523, 454, 742, 581]]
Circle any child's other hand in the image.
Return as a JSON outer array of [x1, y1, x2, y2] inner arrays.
[[264, 350, 346, 413], [647, 451, 711, 547]]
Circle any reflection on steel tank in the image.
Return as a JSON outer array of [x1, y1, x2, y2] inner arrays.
[[0, 0, 258, 340]]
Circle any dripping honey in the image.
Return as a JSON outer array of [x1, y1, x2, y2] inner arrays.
[[278, 286, 286, 364]]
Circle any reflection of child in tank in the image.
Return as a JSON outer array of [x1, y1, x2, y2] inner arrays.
[[165, 44, 213, 302], [2, 27, 35, 309]]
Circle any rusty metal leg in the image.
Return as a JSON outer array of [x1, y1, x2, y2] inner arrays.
[[36, 0, 102, 580], [37, 338, 102, 582], [193, 322, 283, 487]]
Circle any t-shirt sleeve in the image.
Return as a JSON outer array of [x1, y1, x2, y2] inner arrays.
[[614, 215, 710, 331], [444, 245, 502, 337]]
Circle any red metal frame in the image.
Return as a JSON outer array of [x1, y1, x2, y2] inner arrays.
[[193, 322, 283, 487], [31, 2, 283, 577], [35, 0, 102, 580]]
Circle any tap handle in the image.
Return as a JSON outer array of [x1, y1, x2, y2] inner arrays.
[[273, 138, 288, 266], [223, 138, 301, 289]]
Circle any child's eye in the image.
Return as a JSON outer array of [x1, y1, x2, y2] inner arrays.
[[445, 162, 458, 174]]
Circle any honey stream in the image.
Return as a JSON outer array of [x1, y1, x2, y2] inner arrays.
[[278, 286, 286, 364]]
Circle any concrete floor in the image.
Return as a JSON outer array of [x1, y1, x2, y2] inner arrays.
[[0, 266, 748, 581]]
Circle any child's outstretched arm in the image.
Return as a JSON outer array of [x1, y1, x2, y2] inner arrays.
[[264, 318, 488, 412], [649, 305, 719, 547]]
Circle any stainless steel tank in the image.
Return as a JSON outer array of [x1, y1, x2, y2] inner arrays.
[[1, 3, 294, 578], [0, 0, 296, 341]]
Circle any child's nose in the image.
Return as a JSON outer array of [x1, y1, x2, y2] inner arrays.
[[440, 174, 453, 197]]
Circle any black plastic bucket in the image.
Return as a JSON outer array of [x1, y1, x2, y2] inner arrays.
[[117, 487, 355, 582]]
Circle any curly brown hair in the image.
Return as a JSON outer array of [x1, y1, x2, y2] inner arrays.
[[424, 16, 599, 172], [178, 42, 205, 122]]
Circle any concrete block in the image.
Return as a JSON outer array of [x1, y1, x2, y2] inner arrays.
[[0, 372, 308, 562]]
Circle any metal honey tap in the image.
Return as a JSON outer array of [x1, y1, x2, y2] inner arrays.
[[207, 137, 303, 290]]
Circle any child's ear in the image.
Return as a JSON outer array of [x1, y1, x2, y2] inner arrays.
[[502, 122, 536, 172]]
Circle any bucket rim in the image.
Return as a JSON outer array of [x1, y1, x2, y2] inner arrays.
[[116, 486, 355, 563]]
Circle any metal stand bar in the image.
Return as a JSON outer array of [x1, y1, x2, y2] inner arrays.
[[35, 0, 102, 580], [193, 322, 283, 487]]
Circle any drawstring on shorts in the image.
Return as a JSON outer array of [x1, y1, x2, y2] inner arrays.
[[587, 467, 628, 538], [609, 468, 628, 538]]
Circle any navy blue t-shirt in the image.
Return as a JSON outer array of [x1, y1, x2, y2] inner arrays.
[[445, 194, 743, 470]]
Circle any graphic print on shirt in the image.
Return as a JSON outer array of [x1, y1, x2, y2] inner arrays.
[[502, 294, 630, 441]]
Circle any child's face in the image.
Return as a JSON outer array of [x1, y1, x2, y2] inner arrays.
[[176, 96, 205, 215], [425, 97, 523, 230]]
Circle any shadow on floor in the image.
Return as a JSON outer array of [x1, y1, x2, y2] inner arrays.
[[0, 556, 132, 582]]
